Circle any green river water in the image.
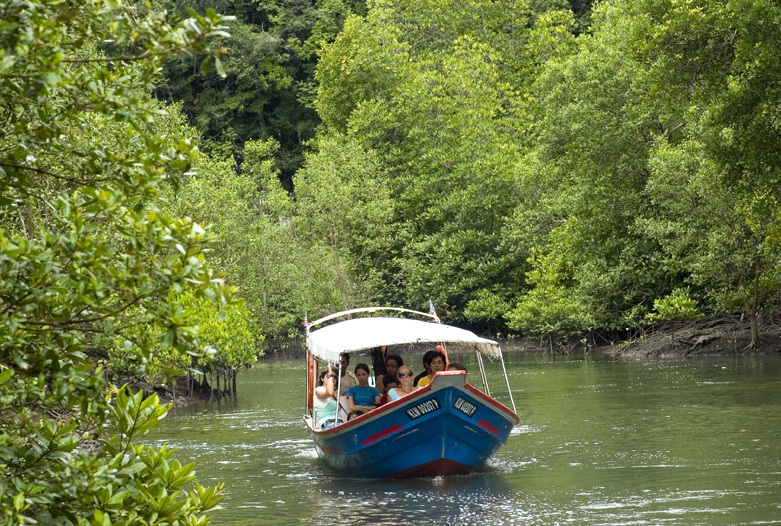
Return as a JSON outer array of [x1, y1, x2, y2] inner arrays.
[[147, 353, 781, 525]]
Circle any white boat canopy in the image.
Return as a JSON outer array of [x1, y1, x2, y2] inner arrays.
[[306, 317, 502, 364]]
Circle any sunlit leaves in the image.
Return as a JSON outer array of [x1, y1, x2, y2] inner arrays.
[[0, 1, 227, 523]]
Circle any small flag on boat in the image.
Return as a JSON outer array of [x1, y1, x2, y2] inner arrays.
[[304, 307, 308, 330], [428, 299, 439, 322]]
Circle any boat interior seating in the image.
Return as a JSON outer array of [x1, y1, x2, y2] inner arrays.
[[338, 397, 351, 422]]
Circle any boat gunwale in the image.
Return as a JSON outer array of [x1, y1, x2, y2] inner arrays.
[[308, 371, 519, 438]]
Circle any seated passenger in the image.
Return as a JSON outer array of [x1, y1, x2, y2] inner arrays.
[[346, 363, 380, 419], [376, 354, 403, 395], [378, 374, 398, 405], [387, 366, 419, 400], [446, 362, 467, 372], [413, 350, 435, 386], [314, 366, 341, 429], [416, 349, 447, 387]]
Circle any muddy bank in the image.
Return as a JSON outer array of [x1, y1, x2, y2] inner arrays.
[[497, 318, 781, 358], [594, 322, 781, 358]]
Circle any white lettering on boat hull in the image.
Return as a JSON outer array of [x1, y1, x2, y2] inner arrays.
[[406, 398, 441, 420]]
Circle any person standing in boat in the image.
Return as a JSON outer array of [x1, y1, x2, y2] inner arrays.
[[370, 345, 388, 381], [416, 348, 447, 387], [346, 363, 380, 418], [387, 366, 419, 400], [314, 366, 340, 429], [338, 353, 358, 396]]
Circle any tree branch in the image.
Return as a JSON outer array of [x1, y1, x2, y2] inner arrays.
[[63, 50, 152, 64], [21, 290, 162, 328], [0, 162, 90, 185]]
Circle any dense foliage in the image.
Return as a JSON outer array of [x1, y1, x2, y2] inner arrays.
[[150, 0, 369, 182], [0, 1, 257, 524], [152, 0, 779, 348], [293, 0, 780, 347]]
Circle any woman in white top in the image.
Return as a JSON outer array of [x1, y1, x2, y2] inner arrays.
[[387, 365, 418, 401], [314, 366, 340, 428]]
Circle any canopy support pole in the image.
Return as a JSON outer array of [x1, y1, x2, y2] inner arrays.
[[305, 350, 311, 417], [335, 359, 343, 423], [476, 352, 490, 397], [500, 355, 517, 415]]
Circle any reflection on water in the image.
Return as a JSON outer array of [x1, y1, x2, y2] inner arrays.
[[146, 354, 781, 525]]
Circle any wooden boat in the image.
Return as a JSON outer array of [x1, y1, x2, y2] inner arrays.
[[303, 307, 519, 478]]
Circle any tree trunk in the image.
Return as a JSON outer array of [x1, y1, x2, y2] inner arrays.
[[748, 308, 760, 349], [747, 261, 762, 349]]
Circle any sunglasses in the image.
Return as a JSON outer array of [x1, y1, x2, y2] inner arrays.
[[325, 373, 336, 379], [398, 372, 413, 378]]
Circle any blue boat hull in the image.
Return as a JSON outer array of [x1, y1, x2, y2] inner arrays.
[[306, 372, 519, 478]]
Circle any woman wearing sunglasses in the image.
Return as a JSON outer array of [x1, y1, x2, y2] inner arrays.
[[387, 365, 419, 401], [314, 365, 341, 429]]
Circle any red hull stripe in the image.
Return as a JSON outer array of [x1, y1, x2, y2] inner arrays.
[[361, 424, 403, 446], [465, 383, 520, 423], [477, 419, 500, 436]]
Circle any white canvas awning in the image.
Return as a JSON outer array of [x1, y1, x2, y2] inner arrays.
[[306, 317, 502, 363]]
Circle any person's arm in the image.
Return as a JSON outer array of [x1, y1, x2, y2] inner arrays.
[[317, 365, 337, 399], [352, 400, 376, 412]]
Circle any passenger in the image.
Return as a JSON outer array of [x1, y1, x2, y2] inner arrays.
[[416, 349, 447, 387], [447, 362, 467, 372], [338, 353, 358, 396], [413, 350, 436, 386], [346, 363, 380, 419], [376, 354, 403, 395], [388, 366, 418, 400], [378, 374, 398, 405], [314, 366, 341, 429]]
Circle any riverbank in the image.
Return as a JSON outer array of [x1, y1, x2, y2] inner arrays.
[[122, 375, 235, 407], [498, 318, 781, 358], [595, 321, 781, 358]]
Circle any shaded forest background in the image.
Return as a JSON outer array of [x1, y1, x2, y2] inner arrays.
[[1, 0, 780, 523]]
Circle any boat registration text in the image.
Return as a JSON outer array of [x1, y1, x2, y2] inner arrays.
[[406, 399, 441, 420]]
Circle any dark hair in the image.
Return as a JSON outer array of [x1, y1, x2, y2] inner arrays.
[[386, 354, 403, 367], [383, 373, 398, 386], [448, 361, 467, 372], [318, 370, 333, 386], [354, 363, 370, 375], [422, 350, 446, 367], [340, 353, 349, 364]]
